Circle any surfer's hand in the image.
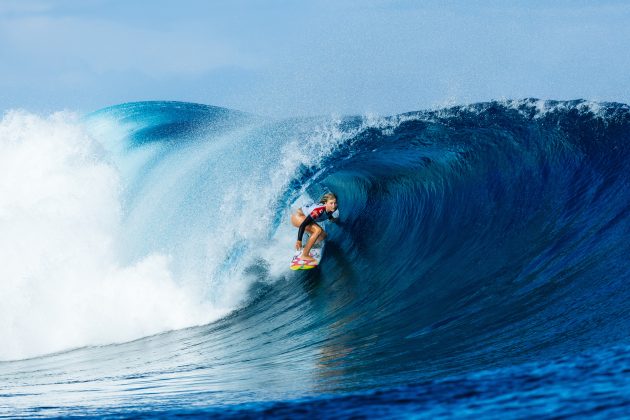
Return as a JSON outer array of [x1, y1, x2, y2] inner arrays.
[[295, 241, 302, 250]]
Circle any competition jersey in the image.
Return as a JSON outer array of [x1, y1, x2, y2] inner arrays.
[[302, 203, 339, 223], [297, 202, 340, 242]]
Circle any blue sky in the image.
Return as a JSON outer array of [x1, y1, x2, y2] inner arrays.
[[1, 0, 629, 117]]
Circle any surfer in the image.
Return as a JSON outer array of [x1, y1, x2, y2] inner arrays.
[[291, 193, 339, 263]]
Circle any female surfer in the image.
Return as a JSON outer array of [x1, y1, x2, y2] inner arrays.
[[291, 193, 339, 262]]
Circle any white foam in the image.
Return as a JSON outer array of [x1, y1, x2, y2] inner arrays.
[[0, 108, 432, 361], [501, 98, 613, 119], [0, 111, 218, 361]]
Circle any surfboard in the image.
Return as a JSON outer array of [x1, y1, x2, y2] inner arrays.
[[290, 241, 325, 270]]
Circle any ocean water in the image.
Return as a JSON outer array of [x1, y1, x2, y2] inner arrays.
[[1, 99, 630, 418]]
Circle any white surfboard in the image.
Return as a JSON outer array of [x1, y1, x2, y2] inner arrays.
[[290, 239, 325, 270]]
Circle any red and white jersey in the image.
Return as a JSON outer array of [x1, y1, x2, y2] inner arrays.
[[302, 203, 339, 223]]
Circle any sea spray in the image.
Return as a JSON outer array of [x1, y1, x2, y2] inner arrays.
[[0, 111, 216, 361]]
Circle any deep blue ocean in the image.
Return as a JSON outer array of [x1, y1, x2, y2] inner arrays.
[[2, 99, 630, 418]]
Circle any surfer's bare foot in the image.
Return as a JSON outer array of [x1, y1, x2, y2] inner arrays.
[[300, 254, 316, 262]]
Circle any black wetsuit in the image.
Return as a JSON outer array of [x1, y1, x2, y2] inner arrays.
[[297, 203, 338, 241]]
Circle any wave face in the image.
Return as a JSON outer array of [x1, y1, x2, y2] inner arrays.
[[2, 99, 630, 417]]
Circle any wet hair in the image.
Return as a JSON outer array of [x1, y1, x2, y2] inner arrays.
[[320, 193, 337, 204]]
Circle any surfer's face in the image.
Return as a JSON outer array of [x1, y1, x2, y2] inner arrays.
[[325, 199, 337, 212]]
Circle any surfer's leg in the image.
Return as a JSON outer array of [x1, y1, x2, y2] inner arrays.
[[291, 213, 305, 227], [301, 224, 322, 260], [290, 209, 307, 227]]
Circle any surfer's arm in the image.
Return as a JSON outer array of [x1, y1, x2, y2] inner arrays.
[[297, 215, 314, 242]]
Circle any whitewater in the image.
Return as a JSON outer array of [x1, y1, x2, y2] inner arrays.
[[2, 99, 630, 417]]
